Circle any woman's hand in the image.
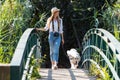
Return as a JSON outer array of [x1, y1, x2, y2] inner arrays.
[[61, 33, 64, 45], [36, 28, 46, 31], [62, 39, 64, 45]]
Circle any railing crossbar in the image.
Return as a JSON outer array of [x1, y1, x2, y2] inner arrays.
[[82, 45, 120, 80], [82, 28, 120, 80]]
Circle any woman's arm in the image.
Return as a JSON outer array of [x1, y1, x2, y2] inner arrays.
[[37, 28, 46, 31], [59, 19, 64, 45], [61, 33, 64, 45]]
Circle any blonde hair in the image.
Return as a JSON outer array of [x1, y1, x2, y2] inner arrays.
[[47, 12, 60, 30]]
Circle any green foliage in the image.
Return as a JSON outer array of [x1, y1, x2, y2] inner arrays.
[[114, 2, 120, 8], [113, 3, 120, 41], [0, 0, 23, 63], [114, 25, 120, 40], [89, 63, 102, 79], [0, 0, 34, 63], [31, 54, 46, 68], [91, 52, 100, 63], [88, 50, 118, 80], [101, 67, 112, 80], [29, 56, 41, 79], [99, 5, 120, 41], [89, 63, 112, 80], [30, 54, 46, 79], [34, 13, 47, 29], [31, 67, 41, 79], [76, 48, 81, 53]]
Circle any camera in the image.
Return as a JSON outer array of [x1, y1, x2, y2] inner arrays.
[[53, 32, 59, 37]]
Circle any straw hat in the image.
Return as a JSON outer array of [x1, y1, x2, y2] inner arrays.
[[51, 7, 60, 14]]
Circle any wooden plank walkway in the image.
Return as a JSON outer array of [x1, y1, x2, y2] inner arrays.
[[38, 68, 96, 80]]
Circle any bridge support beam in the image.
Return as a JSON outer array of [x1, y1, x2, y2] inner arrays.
[[0, 64, 10, 80]]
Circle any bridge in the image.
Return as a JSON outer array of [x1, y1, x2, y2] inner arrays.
[[0, 28, 120, 80]]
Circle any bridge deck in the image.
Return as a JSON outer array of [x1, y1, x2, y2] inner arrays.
[[38, 68, 96, 80]]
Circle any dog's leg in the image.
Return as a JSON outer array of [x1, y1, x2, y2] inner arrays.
[[70, 61, 73, 69], [71, 62, 75, 69]]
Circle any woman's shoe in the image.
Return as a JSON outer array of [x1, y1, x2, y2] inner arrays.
[[51, 65, 58, 70], [52, 65, 54, 70], [54, 65, 58, 70]]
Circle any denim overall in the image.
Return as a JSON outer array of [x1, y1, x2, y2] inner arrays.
[[48, 32, 61, 63]]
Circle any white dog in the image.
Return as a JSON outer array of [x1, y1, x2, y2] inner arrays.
[[67, 48, 80, 69]]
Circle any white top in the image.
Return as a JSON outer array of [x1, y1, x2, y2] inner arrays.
[[44, 18, 63, 34]]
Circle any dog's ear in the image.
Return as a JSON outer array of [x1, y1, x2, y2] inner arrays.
[[71, 48, 77, 52], [67, 50, 70, 55]]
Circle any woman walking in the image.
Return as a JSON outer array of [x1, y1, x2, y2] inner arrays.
[[37, 7, 64, 70]]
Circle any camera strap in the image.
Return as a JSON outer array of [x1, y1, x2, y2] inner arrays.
[[52, 19, 60, 32]]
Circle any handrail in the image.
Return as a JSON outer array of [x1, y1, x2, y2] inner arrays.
[[22, 45, 41, 80], [82, 28, 120, 62], [82, 28, 120, 80], [98, 29, 120, 61], [10, 28, 40, 80]]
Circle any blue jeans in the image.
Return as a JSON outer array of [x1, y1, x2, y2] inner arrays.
[[48, 32, 61, 63]]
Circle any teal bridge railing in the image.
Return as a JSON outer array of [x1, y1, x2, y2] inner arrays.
[[1, 28, 120, 80], [10, 28, 41, 80], [81, 28, 120, 80]]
